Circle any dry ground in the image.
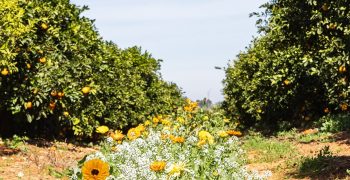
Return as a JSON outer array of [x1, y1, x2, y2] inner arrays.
[[246, 132, 350, 180], [0, 139, 97, 180]]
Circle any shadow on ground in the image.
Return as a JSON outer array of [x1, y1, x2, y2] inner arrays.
[[290, 155, 350, 180], [0, 145, 21, 156]]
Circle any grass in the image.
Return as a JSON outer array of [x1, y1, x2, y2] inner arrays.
[[242, 133, 296, 163], [277, 128, 334, 143]]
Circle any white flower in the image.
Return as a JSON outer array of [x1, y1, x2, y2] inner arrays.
[[17, 172, 24, 178], [106, 137, 114, 144]]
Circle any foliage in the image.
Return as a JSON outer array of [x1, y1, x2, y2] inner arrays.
[[3, 135, 28, 149], [0, 0, 183, 137], [223, 0, 350, 130], [316, 113, 350, 133], [70, 100, 272, 179]]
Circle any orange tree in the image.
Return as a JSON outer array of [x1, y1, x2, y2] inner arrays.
[[0, 0, 183, 137], [223, 0, 350, 131]]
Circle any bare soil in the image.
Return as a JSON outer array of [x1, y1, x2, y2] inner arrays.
[[246, 132, 350, 180], [0, 139, 97, 180]]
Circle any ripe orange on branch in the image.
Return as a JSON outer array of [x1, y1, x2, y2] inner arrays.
[[339, 65, 346, 73], [39, 57, 46, 63], [25, 102, 32, 109], [57, 92, 64, 98], [82, 86, 91, 95], [1, 68, 9, 76], [41, 23, 48, 30], [51, 90, 57, 97]]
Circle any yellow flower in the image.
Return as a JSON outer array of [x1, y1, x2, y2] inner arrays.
[[176, 117, 185, 124], [226, 130, 242, 137], [217, 130, 228, 138], [161, 118, 172, 126], [168, 162, 186, 177], [152, 115, 162, 124], [197, 139, 207, 146], [161, 133, 169, 140], [95, 126, 109, 134], [150, 161, 166, 172], [110, 130, 124, 141], [202, 116, 209, 121], [144, 120, 151, 126], [183, 99, 198, 112], [198, 130, 214, 145], [170, 136, 185, 143], [136, 124, 146, 132], [127, 128, 141, 141], [81, 159, 109, 180]]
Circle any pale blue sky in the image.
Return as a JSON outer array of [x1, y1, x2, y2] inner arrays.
[[70, 0, 266, 103]]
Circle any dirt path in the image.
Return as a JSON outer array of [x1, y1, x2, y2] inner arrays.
[[0, 140, 96, 180], [246, 132, 350, 180]]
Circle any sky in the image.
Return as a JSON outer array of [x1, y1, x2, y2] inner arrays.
[[70, 0, 267, 103]]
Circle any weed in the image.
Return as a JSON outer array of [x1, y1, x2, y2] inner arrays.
[[277, 129, 333, 143], [316, 114, 350, 133], [242, 134, 296, 163], [3, 135, 28, 150]]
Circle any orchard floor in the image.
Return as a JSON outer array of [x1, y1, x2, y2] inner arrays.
[[0, 139, 97, 180], [245, 131, 350, 180], [0, 132, 349, 180]]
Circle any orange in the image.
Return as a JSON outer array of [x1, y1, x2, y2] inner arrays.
[[339, 65, 346, 73], [49, 102, 56, 110], [63, 111, 69, 117], [1, 68, 9, 76], [51, 90, 57, 97], [39, 57, 46, 63], [57, 92, 64, 98], [328, 23, 337, 30], [41, 23, 48, 30], [283, 79, 290, 86], [81, 86, 91, 94], [25, 102, 32, 109], [324, 107, 330, 113], [26, 64, 31, 69]]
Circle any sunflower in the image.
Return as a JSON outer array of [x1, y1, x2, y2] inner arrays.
[[81, 159, 109, 180], [127, 128, 141, 141], [150, 161, 166, 172]]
